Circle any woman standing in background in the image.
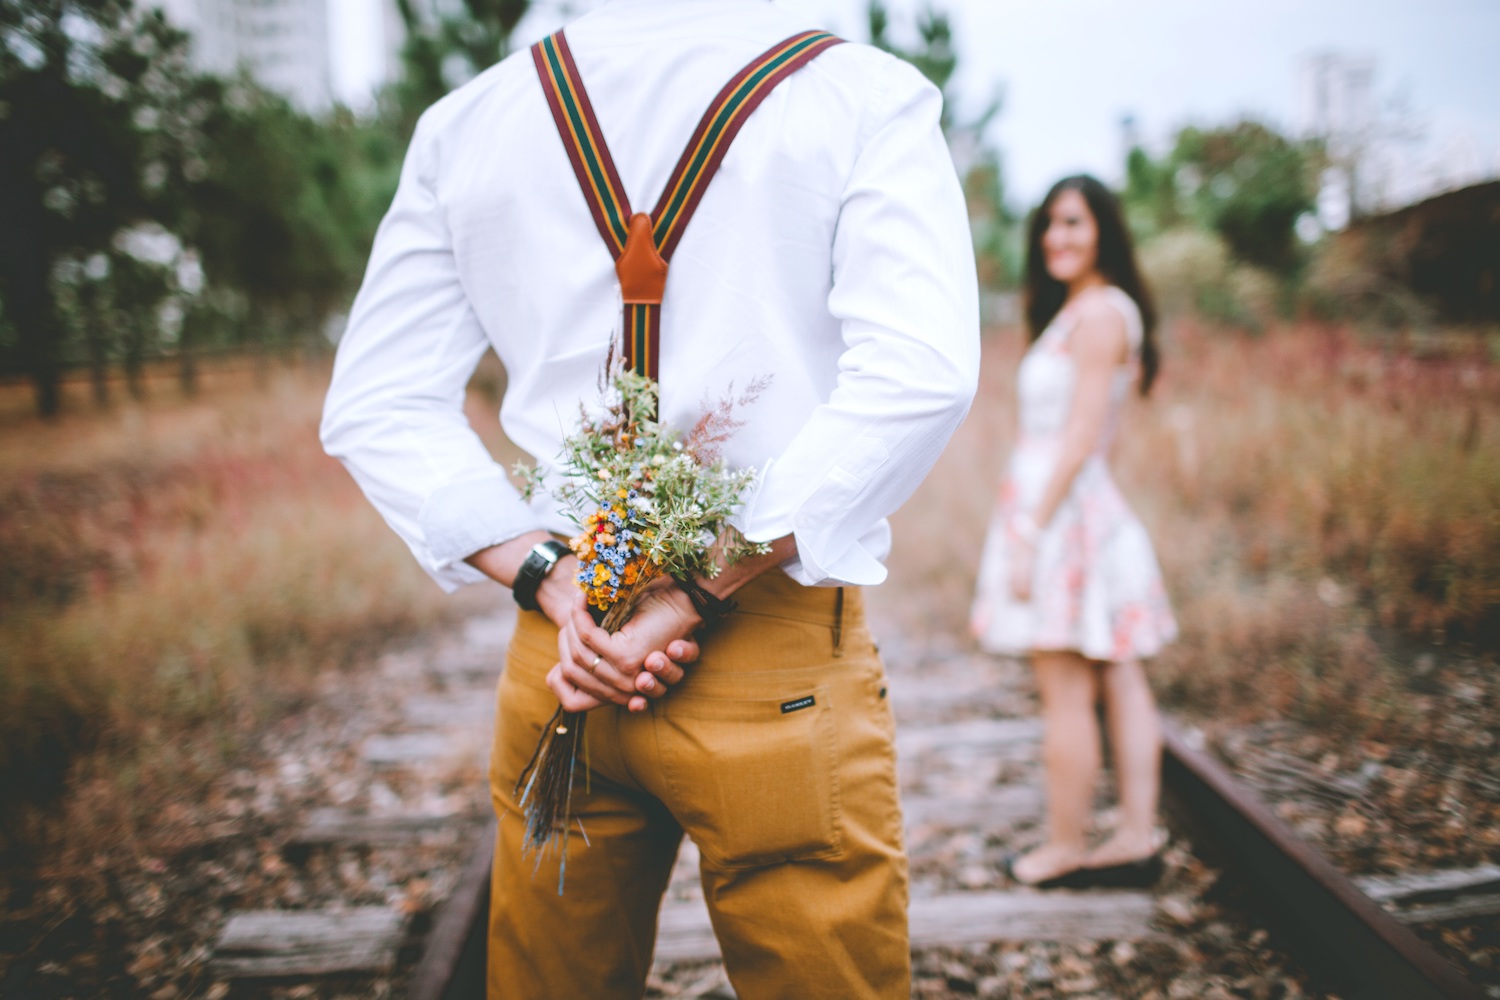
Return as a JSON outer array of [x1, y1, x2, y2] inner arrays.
[[971, 175, 1178, 888]]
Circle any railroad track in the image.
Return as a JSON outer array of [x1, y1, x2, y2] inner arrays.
[[194, 613, 1490, 999], [402, 653, 1488, 995], [1160, 727, 1485, 1000], [405, 728, 1489, 1000]]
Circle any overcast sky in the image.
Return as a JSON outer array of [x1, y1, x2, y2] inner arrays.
[[331, 0, 1500, 206]]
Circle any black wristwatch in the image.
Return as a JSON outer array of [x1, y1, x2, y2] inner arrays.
[[512, 540, 571, 613], [674, 574, 737, 628]]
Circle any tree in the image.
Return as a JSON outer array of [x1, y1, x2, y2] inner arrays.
[[867, 1, 958, 129], [1122, 144, 1181, 242], [1125, 120, 1320, 276], [1, 0, 405, 413], [867, 2, 1020, 289], [188, 86, 370, 363], [0, 0, 223, 413], [387, 0, 530, 141], [2, 0, 144, 413]]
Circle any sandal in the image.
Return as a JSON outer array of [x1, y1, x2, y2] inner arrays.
[[1001, 851, 1099, 890], [1080, 852, 1165, 889]]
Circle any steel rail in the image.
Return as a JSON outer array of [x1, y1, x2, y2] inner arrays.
[[1162, 724, 1484, 1000], [407, 819, 493, 1000]]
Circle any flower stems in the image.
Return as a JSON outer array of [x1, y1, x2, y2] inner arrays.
[[512, 565, 662, 891]]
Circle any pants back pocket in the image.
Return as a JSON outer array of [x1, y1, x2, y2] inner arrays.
[[658, 684, 843, 870]]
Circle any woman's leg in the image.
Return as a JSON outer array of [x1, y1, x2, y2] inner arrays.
[[1012, 649, 1101, 883], [1089, 658, 1163, 865]]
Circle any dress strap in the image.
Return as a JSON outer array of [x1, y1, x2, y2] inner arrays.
[[1099, 286, 1144, 353], [532, 29, 842, 383]]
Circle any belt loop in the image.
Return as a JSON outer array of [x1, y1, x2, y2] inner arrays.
[[832, 587, 844, 656]]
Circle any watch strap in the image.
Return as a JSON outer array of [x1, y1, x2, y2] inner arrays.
[[513, 539, 571, 613], [674, 575, 737, 628]]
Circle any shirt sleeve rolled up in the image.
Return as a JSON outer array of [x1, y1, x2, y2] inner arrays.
[[319, 111, 545, 592]]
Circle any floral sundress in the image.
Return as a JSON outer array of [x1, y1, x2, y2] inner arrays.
[[969, 286, 1178, 662]]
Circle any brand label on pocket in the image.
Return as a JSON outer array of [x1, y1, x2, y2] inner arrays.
[[780, 695, 816, 714]]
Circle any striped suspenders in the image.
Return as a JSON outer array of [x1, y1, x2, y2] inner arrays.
[[532, 29, 843, 382]]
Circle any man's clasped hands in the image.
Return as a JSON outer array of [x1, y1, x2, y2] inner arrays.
[[469, 529, 798, 715]]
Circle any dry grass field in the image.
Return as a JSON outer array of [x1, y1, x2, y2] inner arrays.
[[1, 323, 1495, 865], [0, 357, 517, 858]]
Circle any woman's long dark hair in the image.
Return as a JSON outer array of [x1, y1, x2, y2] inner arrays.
[[1024, 175, 1159, 396]]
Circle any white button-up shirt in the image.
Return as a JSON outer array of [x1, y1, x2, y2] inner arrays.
[[321, 0, 980, 592]]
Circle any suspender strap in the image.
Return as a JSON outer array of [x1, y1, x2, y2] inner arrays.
[[532, 33, 633, 259], [649, 30, 842, 259], [533, 28, 842, 381]]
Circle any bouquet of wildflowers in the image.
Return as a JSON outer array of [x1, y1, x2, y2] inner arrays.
[[513, 366, 768, 886]]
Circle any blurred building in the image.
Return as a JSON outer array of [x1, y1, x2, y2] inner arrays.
[[1299, 52, 1377, 226], [1298, 53, 1376, 146], [157, 0, 334, 112], [1300, 52, 1498, 223]]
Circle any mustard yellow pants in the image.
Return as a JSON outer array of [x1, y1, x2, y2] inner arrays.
[[486, 573, 909, 999]]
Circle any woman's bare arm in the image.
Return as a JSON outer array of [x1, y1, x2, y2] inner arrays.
[[1030, 297, 1129, 529], [1009, 297, 1128, 600]]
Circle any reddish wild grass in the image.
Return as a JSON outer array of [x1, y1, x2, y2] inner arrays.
[[872, 321, 1498, 736], [0, 358, 519, 854]]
